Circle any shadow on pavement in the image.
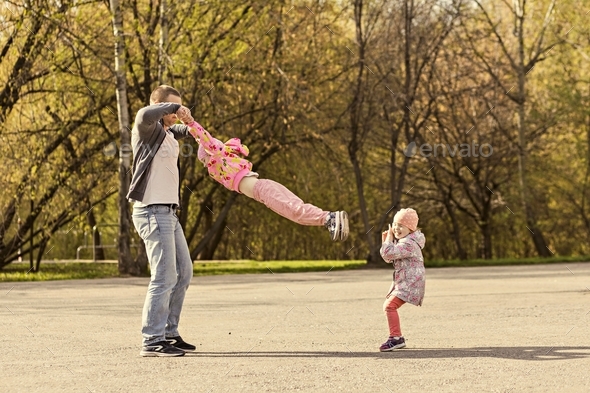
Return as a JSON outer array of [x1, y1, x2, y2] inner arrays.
[[186, 347, 590, 361]]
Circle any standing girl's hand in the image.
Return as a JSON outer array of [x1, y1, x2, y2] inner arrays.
[[382, 224, 393, 244], [385, 224, 394, 243], [382, 229, 389, 244]]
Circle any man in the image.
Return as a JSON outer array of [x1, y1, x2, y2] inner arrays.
[[127, 85, 196, 357]]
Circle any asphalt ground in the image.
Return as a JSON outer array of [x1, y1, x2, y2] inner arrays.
[[1, 262, 589, 392]]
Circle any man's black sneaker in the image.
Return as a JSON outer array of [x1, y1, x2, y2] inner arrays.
[[166, 336, 196, 352], [140, 340, 185, 357]]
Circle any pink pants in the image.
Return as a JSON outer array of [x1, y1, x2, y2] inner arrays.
[[252, 179, 328, 226], [383, 295, 406, 337]]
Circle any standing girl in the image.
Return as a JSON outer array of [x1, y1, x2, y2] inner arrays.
[[379, 208, 425, 351], [179, 115, 349, 241]]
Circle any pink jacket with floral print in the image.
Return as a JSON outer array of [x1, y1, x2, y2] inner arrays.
[[186, 121, 252, 192], [380, 230, 426, 306]]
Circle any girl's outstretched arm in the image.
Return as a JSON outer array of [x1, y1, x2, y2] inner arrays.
[[185, 120, 223, 153]]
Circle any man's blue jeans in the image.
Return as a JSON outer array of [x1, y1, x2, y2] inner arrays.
[[132, 205, 193, 345]]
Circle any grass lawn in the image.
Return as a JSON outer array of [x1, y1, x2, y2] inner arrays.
[[425, 254, 590, 268], [0, 255, 588, 282], [0, 260, 365, 282], [192, 260, 365, 276], [0, 262, 121, 282]]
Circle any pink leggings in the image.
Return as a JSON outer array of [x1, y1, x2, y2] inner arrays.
[[383, 296, 406, 337], [252, 179, 328, 226]]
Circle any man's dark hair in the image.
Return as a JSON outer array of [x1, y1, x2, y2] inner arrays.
[[150, 85, 181, 103]]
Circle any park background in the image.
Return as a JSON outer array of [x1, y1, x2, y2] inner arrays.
[[1, 0, 589, 276]]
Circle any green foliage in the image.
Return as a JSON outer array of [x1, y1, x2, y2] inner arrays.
[[1, 0, 589, 270]]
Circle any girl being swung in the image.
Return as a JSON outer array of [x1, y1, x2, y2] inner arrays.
[[175, 111, 349, 241]]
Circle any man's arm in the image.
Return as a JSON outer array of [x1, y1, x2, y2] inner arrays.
[[168, 124, 193, 140], [134, 103, 181, 137]]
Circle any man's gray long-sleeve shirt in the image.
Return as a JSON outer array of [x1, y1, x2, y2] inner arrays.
[[126, 103, 192, 203]]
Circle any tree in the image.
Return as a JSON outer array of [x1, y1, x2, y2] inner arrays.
[[0, 1, 119, 269], [461, 0, 563, 257], [340, 0, 463, 263], [0, 0, 587, 265], [109, 0, 136, 274]]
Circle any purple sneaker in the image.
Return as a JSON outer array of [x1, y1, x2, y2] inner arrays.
[[379, 336, 406, 352]]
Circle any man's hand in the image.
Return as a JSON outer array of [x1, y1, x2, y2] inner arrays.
[[176, 106, 194, 124]]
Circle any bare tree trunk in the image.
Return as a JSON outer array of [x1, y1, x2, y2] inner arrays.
[[469, 0, 555, 257], [583, 82, 590, 237], [158, 0, 168, 84], [351, 152, 378, 262], [444, 197, 467, 260], [29, 199, 34, 271], [35, 238, 47, 273], [480, 220, 492, 259], [110, 0, 134, 274], [196, 198, 214, 260], [514, 5, 550, 257], [350, 0, 379, 264], [192, 194, 238, 260], [87, 206, 105, 260], [200, 220, 226, 260]]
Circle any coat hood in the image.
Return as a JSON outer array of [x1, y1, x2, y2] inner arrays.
[[407, 230, 425, 249]]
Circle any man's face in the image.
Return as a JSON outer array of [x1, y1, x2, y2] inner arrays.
[[153, 94, 182, 128]]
